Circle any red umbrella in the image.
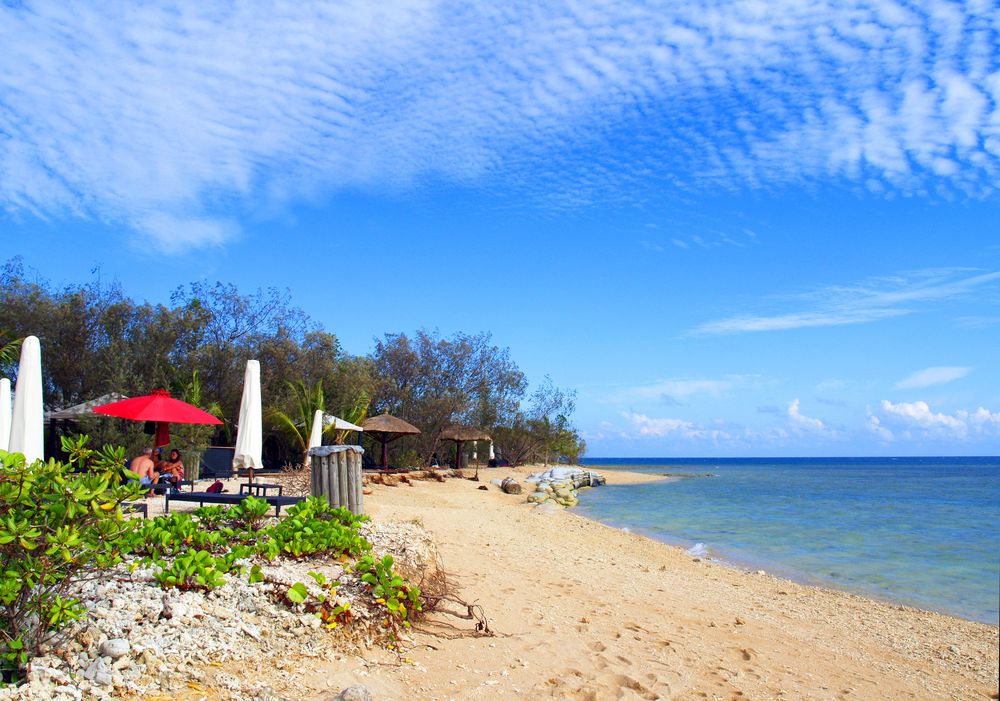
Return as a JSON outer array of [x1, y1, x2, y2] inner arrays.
[[93, 389, 222, 448]]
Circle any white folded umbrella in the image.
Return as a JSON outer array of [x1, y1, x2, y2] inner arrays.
[[0, 378, 11, 452], [232, 360, 263, 475], [8, 336, 44, 463], [305, 409, 325, 467]]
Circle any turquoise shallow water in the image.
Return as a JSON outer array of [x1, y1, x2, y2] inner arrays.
[[577, 457, 1000, 624]]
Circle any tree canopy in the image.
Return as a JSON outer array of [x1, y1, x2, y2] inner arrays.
[[0, 257, 584, 466]]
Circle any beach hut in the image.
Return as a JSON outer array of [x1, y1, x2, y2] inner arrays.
[[361, 411, 420, 468]]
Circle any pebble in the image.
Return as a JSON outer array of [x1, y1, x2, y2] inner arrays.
[[330, 685, 374, 701], [98, 638, 129, 660]]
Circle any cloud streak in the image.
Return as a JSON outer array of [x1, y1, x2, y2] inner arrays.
[[894, 366, 971, 389], [1, 1, 998, 250], [688, 268, 1000, 336]]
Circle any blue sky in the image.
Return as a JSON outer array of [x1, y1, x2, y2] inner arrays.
[[1, 1, 998, 457]]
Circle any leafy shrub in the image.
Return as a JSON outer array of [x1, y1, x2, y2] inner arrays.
[[260, 501, 371, 560], [285, 572, 353, 629], [355, 554, 422, 639], [0, 437, 144, 679], [229, 496, 270, 532], [153, 550, 230, 591]]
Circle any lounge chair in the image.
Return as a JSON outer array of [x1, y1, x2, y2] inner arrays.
[[163, 491, 304, 516]]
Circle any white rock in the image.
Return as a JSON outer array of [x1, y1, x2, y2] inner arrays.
[[99, 638, 129, 660]]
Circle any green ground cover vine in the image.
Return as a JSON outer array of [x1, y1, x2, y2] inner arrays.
[[0, 436, 428, 681]]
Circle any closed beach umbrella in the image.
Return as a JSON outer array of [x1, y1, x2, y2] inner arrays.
[[306, 409, 324, 468], [8, 336, 44, 463], [232, 360, 263, 480], [0, 378, 10, 452]]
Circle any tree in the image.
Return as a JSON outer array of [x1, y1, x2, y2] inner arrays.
[[528, 376, 576, 466], [370, 331, 527, 463], [269, 380, 326, 465]]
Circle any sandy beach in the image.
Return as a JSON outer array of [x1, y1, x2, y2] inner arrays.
[[199, 464, 994, 701]]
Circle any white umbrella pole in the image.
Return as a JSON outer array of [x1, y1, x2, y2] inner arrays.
[[0, 378, 11, 452], [8, 336, 44, 463]]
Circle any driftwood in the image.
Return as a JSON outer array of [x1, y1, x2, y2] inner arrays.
[[500, 478, 522, 495]]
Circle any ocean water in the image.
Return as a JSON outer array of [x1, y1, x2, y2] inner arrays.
[[576, 457, 1000, 625]]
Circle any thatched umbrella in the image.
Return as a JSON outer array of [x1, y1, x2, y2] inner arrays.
[[362, 411, 421, 468], [439, 424, 491, 471]]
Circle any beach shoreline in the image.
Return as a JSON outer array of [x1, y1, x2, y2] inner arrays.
[[132, 466, 998, 699], [345, 465, 998, 700]]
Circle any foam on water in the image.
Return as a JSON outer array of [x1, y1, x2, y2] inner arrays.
[[687, 542, 709, 558]]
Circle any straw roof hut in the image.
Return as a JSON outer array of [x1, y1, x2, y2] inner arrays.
[[361, 411, 421, 468], [438, 424, 490, 470]]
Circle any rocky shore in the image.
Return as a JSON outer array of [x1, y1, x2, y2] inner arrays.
[[524, 466, 607, 508]]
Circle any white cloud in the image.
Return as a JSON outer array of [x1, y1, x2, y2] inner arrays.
[[0, 2, 998, 250], [788, 398, 827, 433], [894, 366, 971, 390], [622, 411, 732, 442], [688, 268, 1000, 336], [868, 399, 1000, 441]]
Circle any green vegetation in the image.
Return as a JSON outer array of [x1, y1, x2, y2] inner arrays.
[[0, 257, 584, 467], [355, 553, 422, 639], [0, 441, 428, 679], [0, 437, 145, 680]]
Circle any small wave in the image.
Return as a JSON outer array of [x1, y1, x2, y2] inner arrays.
[[687, 542, 709, 558]]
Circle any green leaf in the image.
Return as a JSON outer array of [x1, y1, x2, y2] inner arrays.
[[287, 582, 309, 604]]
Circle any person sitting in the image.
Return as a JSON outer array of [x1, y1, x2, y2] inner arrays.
[[129, 448, 159, 493], [159, 449, 185, 486]]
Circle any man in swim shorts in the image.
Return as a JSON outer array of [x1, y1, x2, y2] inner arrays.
[[129, 448, 159, 490]]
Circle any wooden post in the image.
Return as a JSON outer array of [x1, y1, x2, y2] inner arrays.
[[354, 449, 363, 514], [346, 452, 358, 514], [338, 450, 350, 512], [329, 451, 341, 508], [309, 447, 364, 512], [317, 451, 327, 504], [310, 450, 317, 496]]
